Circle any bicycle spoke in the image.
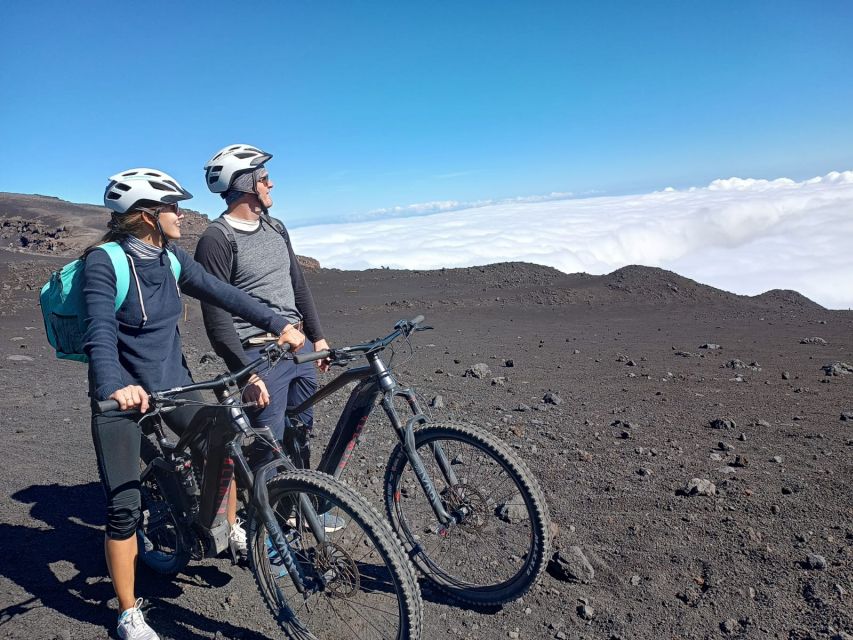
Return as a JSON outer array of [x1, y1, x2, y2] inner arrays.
[[254, 478, 413, 639], [390, 428, 542, 595]]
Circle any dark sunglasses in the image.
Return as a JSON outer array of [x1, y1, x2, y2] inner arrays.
[[139, 203, 180, 216]]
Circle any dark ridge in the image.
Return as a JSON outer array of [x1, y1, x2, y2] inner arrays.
[[752, 289, 825, 310], [600, 265, 738, 301], [0, 192, 320, 271], [0, 192, 825, 310]]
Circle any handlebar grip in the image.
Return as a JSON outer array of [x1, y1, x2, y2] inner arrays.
[[95, 399, 120, 414], [293, 349, 331, 365], [410, 315, 424, 326]]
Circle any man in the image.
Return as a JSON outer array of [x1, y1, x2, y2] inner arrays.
[[194, 144, 341, 549]]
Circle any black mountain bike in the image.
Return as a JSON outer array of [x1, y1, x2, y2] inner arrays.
[[284, 316, 552, 606], [95, 345, 423, 640]]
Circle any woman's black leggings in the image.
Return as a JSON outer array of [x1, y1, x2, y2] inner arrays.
[[91, 391, 217, 540]]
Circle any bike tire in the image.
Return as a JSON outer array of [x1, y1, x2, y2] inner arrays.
[[383, 421, 551, 606], [137, 436, 193, 575], [247, 469, 423, 640]]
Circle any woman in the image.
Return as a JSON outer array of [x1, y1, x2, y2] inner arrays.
[[85, 168, 306, 640]]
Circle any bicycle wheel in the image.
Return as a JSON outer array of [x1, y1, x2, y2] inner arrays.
[[136, 437, 193, 575], [383, 421, 551, 606], [247, 470, 423, 640]]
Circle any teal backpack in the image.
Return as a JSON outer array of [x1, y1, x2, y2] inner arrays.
[[40, 242, 182, 362]]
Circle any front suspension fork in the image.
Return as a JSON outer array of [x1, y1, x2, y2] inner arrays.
[[244, 439, 330, 595], [385, 391, 463, 527]]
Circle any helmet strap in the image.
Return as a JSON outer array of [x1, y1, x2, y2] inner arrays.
[[135, 205, 174, 251], [140, 209, 169, 250], [155, 215, 169, 249]]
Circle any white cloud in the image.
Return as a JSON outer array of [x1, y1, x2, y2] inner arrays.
[[292, 171, 853, 309], [352, 192, 575, 221]]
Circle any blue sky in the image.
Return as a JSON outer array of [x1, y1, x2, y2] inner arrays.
[[1, 1, 852, 227]]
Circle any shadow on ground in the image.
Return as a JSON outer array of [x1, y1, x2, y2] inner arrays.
[[0, 483, 276, 639]]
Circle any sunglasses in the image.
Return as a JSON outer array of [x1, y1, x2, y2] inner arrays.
[[139, 203, 181, 216], [257, 174, 272, 185]]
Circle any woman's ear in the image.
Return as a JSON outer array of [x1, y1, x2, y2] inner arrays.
[[139, 210, 158, 229]]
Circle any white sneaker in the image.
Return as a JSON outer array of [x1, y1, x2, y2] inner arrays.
[[229, 517, 248, 562], [117, 598, 159, 640], [287, 512, 347, 533]]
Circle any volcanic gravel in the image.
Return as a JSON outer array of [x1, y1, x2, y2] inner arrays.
[[1, 242, 851, 639]]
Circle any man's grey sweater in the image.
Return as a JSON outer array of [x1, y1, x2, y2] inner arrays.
[[194, 216, 324, 370]]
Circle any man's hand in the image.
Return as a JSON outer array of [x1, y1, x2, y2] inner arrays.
[[277, 324, 306, 352], [109, 385, 149, 412], [243, 374, 270, 408], [314, 338, 331, 373]]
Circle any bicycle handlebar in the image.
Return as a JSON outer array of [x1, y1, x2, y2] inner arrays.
[[94, 315, 427, 414], [293, 314, 428, 364], [94, 342, 291, 415]]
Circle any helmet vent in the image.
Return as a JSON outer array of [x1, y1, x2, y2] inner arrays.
[[115, 183, 131, 192], [234, 152, 255, 159], [122, 171, 138, 176], [107, 192, 121, 200], [149, 181, 173, 192], [211, 165, 223, 172]]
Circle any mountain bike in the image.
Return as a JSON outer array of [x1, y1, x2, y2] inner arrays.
[[285, 316, 552, 606], [95, 344, 423, 640]]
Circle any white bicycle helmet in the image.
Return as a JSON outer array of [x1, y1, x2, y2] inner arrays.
[[204, 144, 273, 193], [104, 168, 193, 215]]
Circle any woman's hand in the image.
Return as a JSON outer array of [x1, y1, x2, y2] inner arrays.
[[313, 338, 332, 373], [243, 374, 271, 408], [277, 324, 306, 352], [109, 385, 150, 412]]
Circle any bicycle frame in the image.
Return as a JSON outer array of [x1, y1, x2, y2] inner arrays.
[[140, 389, 330, 595], [289, 351, 463, 527]]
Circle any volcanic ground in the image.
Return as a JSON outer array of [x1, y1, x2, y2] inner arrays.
[[0, 196, 851, 640]]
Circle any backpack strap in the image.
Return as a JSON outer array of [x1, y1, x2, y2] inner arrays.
[[260, 213, 291, 245], [208, 215, 289, 281], [98, 242, 131, 311], [164, 248, 182, 284], [97, 242, 182, 310], [210, 217, 239, 279]]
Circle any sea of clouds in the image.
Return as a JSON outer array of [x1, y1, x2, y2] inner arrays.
[[290, 171, 853, 309]]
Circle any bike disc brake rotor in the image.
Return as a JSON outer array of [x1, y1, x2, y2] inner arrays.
[[443, 483, 488, 532], [315, 542, 360, 598]]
